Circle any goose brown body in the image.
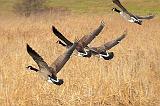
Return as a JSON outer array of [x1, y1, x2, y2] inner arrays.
[[52, 21, 105, 57], [112, 0, 154, 25], [26, 41, 78, 85]]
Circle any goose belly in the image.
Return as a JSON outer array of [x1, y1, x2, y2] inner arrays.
[[120, 12, 134, 22], [39, 69, 52, 80]]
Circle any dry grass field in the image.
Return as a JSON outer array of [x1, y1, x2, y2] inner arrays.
[[0, 13, 160, 106]]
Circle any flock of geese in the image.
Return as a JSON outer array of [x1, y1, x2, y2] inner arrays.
[[26, 0, 155, 85]]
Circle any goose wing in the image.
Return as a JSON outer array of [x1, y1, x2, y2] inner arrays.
[[50, 41, 78, 74], [52, 26, 73, 47], [78, 21, 105, 49], [27, 44, 49, 70], [136, 15, 155, 20], [91, 30, 127, 52], [112, 0, 129, 13]]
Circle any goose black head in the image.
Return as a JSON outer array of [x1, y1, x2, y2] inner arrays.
[[112, 8, 121, 13], [26, 66, 39, 72], [26, 66, 32, 69]]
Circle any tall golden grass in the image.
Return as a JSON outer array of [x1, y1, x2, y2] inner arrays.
[[0, 14, 160, 106]]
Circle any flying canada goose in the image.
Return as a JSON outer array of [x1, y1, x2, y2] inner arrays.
[[112, 0, 154, 25], [52, 21, 105, 57], [26, 41, 78, 85], [88, 30, 127, 60], [52, 23, 126, 60]]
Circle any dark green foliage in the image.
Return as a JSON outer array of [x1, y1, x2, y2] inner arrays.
[[13, 0, 45, 17]]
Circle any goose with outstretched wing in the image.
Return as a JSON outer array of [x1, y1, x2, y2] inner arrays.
[[112, 0, 154, 25], [89, 30, 127, 60], [26, 41, 78, 85], [52, 21, 105, 57], [52, 26, 73, 48]]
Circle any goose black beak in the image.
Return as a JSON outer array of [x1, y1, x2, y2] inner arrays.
[[26, 66, 30, 69]]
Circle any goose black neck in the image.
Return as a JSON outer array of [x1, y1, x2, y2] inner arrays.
[[29, 66, 39, 72], [114, 8, 121, 13]]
